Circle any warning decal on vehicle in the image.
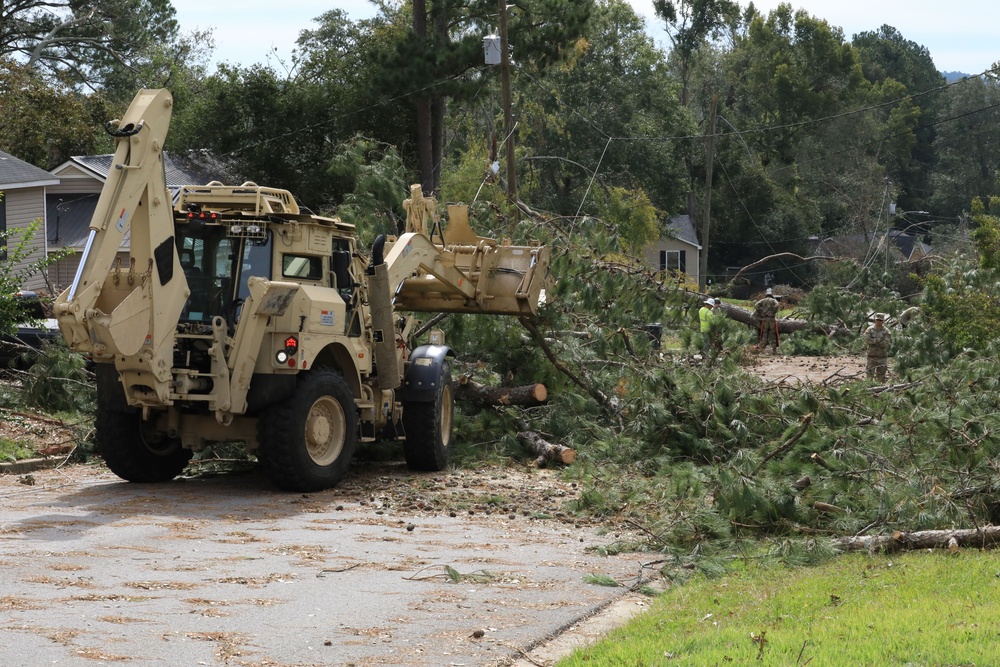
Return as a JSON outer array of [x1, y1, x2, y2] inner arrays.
[[116, 208, 129, 233], [320, 310, 335, 326]]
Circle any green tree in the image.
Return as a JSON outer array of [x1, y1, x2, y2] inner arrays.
[[327, 135, 410, 241], [169, 62, 366, 210], [509, 0, 693, 218], [170, 10, 414, 211], [930, 73, 1000, 218], [0, 60, 112, 167], [0, 218, 60, 335], [653, 0, 739, 106], [1, 0, 180, 87], [852, 25, 945, 213], [698, 5, 924, 282], [374, 0, 594, 194]]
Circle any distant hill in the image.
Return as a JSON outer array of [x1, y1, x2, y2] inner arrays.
[[942, 71, 971, 83]]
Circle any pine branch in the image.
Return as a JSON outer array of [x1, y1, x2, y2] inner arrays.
[[518, 315, 620, 423], [756, 413, 814, 471], [728, 253, 846, 285]]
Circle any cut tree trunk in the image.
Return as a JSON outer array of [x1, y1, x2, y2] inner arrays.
[[456, 377, 548, 406], [834, 525, 1000, 553], [689, 290, 852, 337], [517, 431, 576, 467], [716, 301, 850, 337]]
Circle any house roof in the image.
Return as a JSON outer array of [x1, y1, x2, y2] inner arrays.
[[667, 214, 701, 249], [0, 151, 60, 190], [46, 151, 234, 249], [814, 232, 930, 261], [46, 193, 104, 249], [58, 151, 229, 191], [888, 229, 931, 259]]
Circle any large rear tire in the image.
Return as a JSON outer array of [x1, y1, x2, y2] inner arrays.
[[257, 369, 358, 492], [95, 369, 192, 483], [402, 362, 453, 472]]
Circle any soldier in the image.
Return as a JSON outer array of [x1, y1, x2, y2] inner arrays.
[[753, 288, 780, 354], [862, 313, 892, 381]]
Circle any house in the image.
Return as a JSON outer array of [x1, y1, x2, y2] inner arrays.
[[813, 231, 931, 263], [46, 152, 228, 289], [642, 214, 702, 284], [0, 151, 60, 292]]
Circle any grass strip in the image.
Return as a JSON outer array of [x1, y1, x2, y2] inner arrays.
[[559, 550, 1000, 665]]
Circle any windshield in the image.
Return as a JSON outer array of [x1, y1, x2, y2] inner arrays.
[[176, 225, 272, 325]]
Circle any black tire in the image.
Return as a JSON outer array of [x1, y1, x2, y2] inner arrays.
[[95, 369, 192, 483], [257, 369, 358, 492], [402, 362, 453, 472]]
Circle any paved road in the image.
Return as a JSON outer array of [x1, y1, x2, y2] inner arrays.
[[0, 463, 645, 666]]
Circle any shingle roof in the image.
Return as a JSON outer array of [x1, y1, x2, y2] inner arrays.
[[46, 193, 100, 249], [48, 151, 234, 249], [0, 151, 60, 189], [814, 232, 930, 261], [667, 214, 701, 248], [67, 151, 230, 191]]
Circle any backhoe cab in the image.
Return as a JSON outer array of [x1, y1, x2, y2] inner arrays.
[[54, 88, 550, 491]]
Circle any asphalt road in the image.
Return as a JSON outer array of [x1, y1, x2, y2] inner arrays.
[[0, 462, 646, 666]]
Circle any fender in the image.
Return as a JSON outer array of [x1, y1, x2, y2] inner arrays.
[[399, 344, 454, 402]]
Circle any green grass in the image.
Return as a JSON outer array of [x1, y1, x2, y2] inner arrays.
[[0, 436, 35, 462], [558, 551, 1000, 666]]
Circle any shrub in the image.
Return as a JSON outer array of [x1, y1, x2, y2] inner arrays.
[[20, 340, 94, 413]]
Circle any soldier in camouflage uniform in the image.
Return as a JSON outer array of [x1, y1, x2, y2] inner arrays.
[[752, 289, 780, 354], [862, 313, 892, 381]]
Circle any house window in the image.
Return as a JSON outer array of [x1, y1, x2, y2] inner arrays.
[[0, 195, 6, 262], [659, 249, 686, 273]]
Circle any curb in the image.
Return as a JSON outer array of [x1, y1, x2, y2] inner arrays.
[[0, 457, 66, 475]]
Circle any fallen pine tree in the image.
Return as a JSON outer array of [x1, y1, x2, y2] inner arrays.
[[834, 526, 1000, 553]]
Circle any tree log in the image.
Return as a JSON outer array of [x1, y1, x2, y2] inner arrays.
[[686, 290, 853, 337], [716, 300, 851, 337], [456, 377, 548, 406], [517, 431, 576, 467], [834, 525, 1000, 553]]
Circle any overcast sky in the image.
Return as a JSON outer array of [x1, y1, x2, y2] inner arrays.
[[170, 0, 998, 76]]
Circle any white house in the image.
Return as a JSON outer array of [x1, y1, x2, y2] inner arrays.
[[642, 214, 702, 284]]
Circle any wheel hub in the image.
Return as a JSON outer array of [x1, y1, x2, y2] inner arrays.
[[305, 396, 346, 466]]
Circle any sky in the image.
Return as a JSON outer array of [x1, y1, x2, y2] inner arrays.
[[169, 0, 999, 76]]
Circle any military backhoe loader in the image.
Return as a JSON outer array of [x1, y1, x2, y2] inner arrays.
[[55, 89, 549, 491]]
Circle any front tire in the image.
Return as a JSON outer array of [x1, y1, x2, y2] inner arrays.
[[95, 369, 192, 483], [257, 370, 358, 491], [402, 362, 453, 472]]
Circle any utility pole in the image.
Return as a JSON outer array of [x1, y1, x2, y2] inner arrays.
[[499, 0, 517, 215], [700, 95, 718, 291]]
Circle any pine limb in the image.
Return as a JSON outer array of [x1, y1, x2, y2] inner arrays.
[[755, 413, 814, 471], [728, 253, 845, 285], [518, 315, 621, 422]]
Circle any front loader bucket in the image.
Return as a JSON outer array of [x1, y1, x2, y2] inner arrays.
[[392, 241, 550, 316], [385, 189, 551, 316]]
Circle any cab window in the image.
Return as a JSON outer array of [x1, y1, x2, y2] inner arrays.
[[282, 254, 323, 280]]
